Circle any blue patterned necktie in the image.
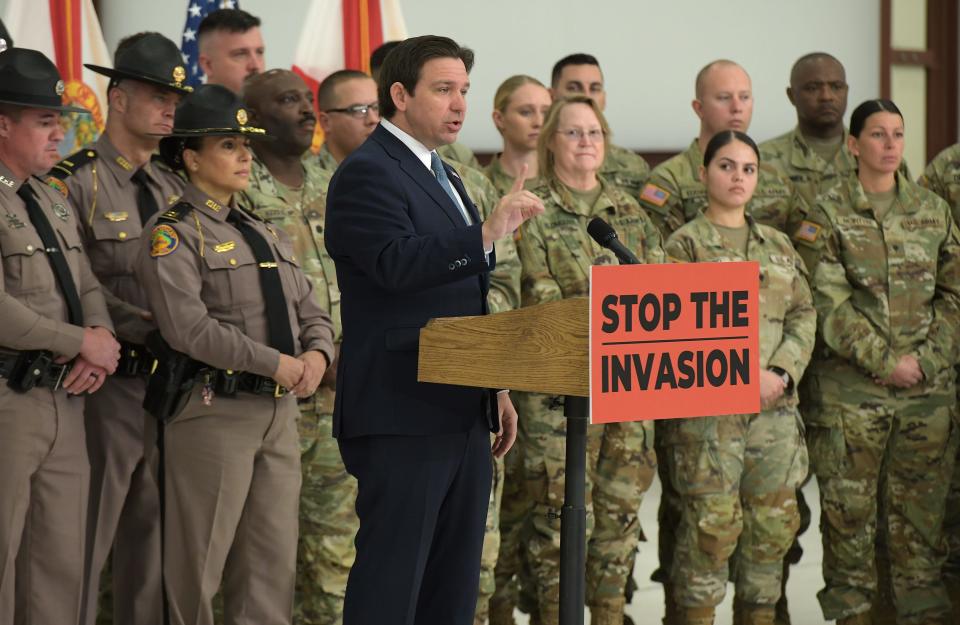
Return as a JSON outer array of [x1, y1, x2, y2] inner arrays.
[[430, 151, 471, 224]]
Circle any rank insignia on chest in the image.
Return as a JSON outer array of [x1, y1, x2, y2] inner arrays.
[[640, 183, 670, 207], [793, 220, 821, 243], [214, 241, 236, 253], [5, 212, 25, 229], [104, 211, 128, 222], [52, 203, 70, 221], [150, 224, 179, 257]]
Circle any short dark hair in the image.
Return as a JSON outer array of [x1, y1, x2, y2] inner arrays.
[[703, 130, 760, 167], [377, 35, 474, 120], [369, 41, 401, 76], [849, 99, 903, 138], [198, 8, 261, 42], [550, 53, 600, 88], [318, 69, 371, 110], [789, 52, 843, 85]]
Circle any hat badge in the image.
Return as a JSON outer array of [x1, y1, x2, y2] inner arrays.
[[236, 108, 248, 126], [172, 66, 186, 85], [55, 80, 65, 96]]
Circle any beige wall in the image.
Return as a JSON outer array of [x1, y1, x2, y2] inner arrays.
[[890, 0, 927, 173]]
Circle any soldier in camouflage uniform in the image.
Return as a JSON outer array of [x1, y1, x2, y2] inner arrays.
[[662, 131, 814, 625], [917, 141, 960, 624], [549, 53, 650, 196], [806, 100, 960, 625], [447, 160, 522, 625], [482, 74, 553, 625], [515, 96, 659, 625], [316, 70, 380, 173], [242, 69, 356, 625], [761, 53, 910, 277]]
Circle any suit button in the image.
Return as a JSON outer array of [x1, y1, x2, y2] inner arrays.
[[454, 260, 462, 268], [25, 244, 34, 252], [461, 257, 468, 266], [448, 263, 455, 270]]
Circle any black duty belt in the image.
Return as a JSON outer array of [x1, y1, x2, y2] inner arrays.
[[117, 341, 156, 378], [0, 350, 70, 392], [205, 368, 287, 398]]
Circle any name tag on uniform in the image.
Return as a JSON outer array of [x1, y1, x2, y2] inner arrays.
[[214, 241, 236, 253], [104, 211, 129, 222]]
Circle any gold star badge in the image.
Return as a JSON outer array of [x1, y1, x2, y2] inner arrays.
[[236, 109, 248, 126]]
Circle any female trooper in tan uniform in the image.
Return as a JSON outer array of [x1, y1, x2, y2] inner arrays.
[[134, 84, 335, 625], [805, 100, 960, 625], [662, 131, 815, 625], [485, 75, 552, 197], [515, 96, 661, 625]]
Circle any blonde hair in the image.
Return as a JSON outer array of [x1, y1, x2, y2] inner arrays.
[[492, 74, 546, 113], [536, 95, 610, 186]]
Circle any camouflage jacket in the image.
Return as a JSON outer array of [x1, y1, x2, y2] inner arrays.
[[600, 142, 651, 198], [664, 214, 816, 391], [482, 153, 542, 197], [517, 176, 664, 306], [809, 171, 960, 396], [242, 157, 340, 342], [314, 142, 339, 173], [638, 139, 808, 240], [918, 142, 960, 224], [437, 141, 480, 169], [450, 161, 521, 313]]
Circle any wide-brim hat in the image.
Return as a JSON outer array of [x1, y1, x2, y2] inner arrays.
[[0, 48, 88, 113], [158, 84, 271, 169], [85, 32, 193, 94]]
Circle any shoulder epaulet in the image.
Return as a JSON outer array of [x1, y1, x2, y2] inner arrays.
[[49, 148, 98, 181], [156, 200, 194, 225]]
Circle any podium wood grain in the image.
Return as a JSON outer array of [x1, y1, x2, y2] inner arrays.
[[417, 297, 589, 397]]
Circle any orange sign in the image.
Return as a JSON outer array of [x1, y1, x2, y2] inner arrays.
[[589, 262, 760, 424]]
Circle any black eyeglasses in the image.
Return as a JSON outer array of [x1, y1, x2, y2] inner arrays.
[[324, 102, 379, 118]]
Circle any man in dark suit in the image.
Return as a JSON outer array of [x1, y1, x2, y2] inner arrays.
[[324, 35, 544, 625]]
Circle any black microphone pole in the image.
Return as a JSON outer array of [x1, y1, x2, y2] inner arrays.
[[558, 218, 638, 625]]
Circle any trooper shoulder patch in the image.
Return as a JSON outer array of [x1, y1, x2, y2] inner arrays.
[[150, 224, 179, 257], [49, 149, 98, 181], [640, 183, 670, 207]]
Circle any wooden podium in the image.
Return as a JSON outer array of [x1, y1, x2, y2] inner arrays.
[[419, 297, 590, 625]]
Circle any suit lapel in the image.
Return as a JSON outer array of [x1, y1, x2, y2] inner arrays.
[[373, 126, 470, 228]]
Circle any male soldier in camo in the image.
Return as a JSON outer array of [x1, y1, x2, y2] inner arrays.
[[241, 69, 353, 625], [917, 141, 960, 624], [47, 32, 189, 625], [516, 96, 660, 625], [807, 99, 960, 625], [549, 53, 650, 197], [315, 70, 379, 172]]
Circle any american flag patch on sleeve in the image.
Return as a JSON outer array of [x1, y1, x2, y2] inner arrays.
[[793, 220, 822, 243], [640, 183, 670, 207]]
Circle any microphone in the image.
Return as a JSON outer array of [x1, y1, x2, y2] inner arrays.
[[587, 217, 641, 265]]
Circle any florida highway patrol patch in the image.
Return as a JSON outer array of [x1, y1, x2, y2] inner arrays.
[[150, 224, 179, 257], [46, 176, 68, 197]]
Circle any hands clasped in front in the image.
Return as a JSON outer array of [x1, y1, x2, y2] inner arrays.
[[55, 326, 120, 395], [875, 354, 924, 389], [274, 350, 328, 398]]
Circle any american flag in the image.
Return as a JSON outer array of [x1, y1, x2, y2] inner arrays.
[[180, 0, 240, 87]]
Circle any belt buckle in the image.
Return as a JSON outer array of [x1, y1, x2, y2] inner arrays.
[[274, 383, 286, 398], [52, 364, 68, 392]]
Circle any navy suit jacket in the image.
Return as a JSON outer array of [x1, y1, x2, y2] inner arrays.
[[325, 124, 497, 439]]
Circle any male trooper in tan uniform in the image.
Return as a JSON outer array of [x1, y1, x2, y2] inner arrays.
[[550, 53, 650, 196], [316, 70, 380, 172], [242, 68, 354, 625], [47, 32, 189, 625], [637, 59, 807, 625], [0, 47, 120, 625]]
